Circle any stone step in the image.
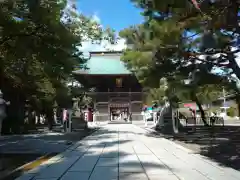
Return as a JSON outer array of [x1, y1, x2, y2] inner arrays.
[[108, 120, 132, 124]]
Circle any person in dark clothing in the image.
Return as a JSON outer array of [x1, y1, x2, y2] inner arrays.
[[129, 112, 132, 122]]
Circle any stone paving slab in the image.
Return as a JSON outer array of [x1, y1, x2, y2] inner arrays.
[[15, 124, 240, 180], [61, 171, 91, 180]]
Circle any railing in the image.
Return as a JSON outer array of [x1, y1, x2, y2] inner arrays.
[[94, 113, 143, 121], [88, 91, 143, 103], [178, 114, 225, 126]]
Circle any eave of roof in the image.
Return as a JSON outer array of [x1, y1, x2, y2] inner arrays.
[[73, 51, 131, 75]]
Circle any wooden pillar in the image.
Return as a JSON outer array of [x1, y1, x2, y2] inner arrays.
[[129, 88, 131, 113]]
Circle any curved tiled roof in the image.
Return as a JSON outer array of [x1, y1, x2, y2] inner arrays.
[[73, 52, 131, 75]]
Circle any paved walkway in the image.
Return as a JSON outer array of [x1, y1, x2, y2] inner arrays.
[[16, 124, 240, 180]]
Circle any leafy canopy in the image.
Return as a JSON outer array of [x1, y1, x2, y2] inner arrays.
[[0, 0, 115, 110]]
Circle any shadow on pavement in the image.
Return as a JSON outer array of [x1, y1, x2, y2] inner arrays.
[[0, 128, 98, 180], [154, 125, 240, 170], [0, 128, 97, 153], [8, 128, 174, 180]]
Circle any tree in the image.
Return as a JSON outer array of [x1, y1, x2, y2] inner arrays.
[[131, 0, 240, 79], [144, 78, 168, 105], [119, 0, 240, 126], [0, 0, 114, 133]]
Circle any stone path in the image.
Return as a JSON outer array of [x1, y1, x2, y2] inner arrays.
[[0, 129, 95, 154], [16, 124, 240, 180]]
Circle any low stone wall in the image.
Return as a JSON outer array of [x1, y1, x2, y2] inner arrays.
[[71, 116, 87, 129], [95, 114, 109, 121], [132, 113, 143, 121], [94, 113, 143, 121]]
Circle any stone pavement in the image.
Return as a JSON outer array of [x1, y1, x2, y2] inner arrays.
[[0, 130, 94, 155], [16, 124, 240, 180]]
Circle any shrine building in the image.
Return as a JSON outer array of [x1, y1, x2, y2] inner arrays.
[[73, 51, 143, 121]]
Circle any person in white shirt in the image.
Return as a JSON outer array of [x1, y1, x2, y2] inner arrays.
[[210, 111, 215, 117], [219, 109, 226, 118]]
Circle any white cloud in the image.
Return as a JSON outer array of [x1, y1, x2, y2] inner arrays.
[[64, 1, 126, 52], [92, 14, 101, 24], [79, 38, 126, 52], [78, 14, 127, 52]]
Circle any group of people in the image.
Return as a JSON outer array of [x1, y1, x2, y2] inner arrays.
[[110, 109, 132, 122], [209, 109, 226, 126], [142, 103, 162, 126]]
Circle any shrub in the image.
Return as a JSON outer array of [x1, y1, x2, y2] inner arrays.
[[227, 107, 236, 117]]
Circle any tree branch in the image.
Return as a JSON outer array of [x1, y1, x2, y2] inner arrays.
[[193, 56, 229, 68], [0, 25, 44, 46], [183, 51, 230, 68]]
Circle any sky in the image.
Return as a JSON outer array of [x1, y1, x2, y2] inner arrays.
[[76, 0, 144, 52], [74, 0, 240, 72], [76, 0, 143, 32]]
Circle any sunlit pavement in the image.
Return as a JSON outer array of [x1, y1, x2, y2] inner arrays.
[[16, 123, 240, 180]]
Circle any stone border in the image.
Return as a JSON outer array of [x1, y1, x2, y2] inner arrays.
[[0, 153, 54, 180]]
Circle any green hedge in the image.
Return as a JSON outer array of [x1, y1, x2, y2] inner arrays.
[[227, 107, 237, 117]]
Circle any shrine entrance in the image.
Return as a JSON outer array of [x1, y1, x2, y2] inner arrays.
[[73, 51, 144, 122], [109, 103, 130, 121]]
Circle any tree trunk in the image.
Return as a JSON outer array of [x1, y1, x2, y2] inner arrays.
[[237, 96, 240, 117], [238, 102, 240, 118], [2, 92, 25, 134], [46, 109, 54, 130], [191, 92, 209, 126], [229, 52, 240, 80], [0, 120, 3, 135], [36, 112, 41, 125]]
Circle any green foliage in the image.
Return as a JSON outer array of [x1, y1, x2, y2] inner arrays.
[[196, 84, 223, 104], [227, 107, 237, 117], [119, 0, 240, 108], [145, 87, 165, 105], [0, 0, 115, 131]]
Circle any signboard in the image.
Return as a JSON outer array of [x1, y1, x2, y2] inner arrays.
[[116, 78, 122, 87], [184, 103, 196, 108], [109, 103, 129, 108], [222, 101, 230, 107], [184, 103, 196, 110]]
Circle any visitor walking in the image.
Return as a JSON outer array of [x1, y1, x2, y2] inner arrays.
[[62, 109, 68, 132]]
